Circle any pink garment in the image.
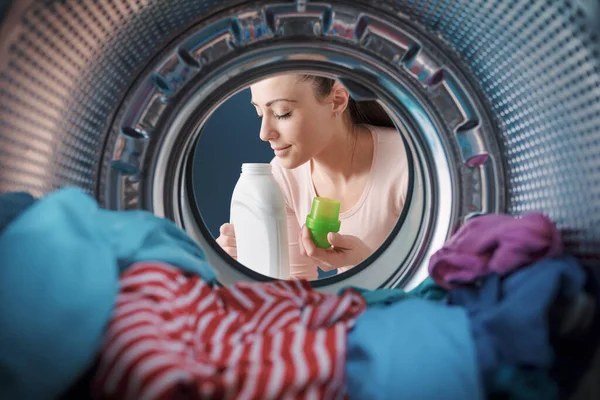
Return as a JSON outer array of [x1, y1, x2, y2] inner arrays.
[[271, 124, 409, 280], [429, 213, 564, 289]]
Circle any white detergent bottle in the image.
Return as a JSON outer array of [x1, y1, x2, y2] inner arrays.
[[230, 163, 290, 279]]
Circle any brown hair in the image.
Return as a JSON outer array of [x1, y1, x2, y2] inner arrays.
[[299, 75, 395, 128]]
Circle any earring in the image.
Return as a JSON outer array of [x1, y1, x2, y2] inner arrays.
[[334, 113, 339, 119]]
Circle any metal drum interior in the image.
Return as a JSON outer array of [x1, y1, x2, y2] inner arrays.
[[1, 0, 599, 396]]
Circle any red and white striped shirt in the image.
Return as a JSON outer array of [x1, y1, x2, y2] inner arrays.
[[93, 262, 366, 400]]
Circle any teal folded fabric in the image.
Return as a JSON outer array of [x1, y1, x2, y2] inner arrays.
[[0, 187, 215, 400], [346, 298, 483, 400], [341, 273, 564, 400], [0, 192, 36, 235], [488, 366, 558, 400], [339, 276, 447, 307]]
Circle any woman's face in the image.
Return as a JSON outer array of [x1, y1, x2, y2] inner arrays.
[[250, 74, 338, 169]]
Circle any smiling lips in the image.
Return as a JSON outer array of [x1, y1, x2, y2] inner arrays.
[[272, 145, 291, 156]]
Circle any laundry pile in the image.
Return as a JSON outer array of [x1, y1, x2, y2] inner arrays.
[[0, 188, 598, 400], [341, 214, 597, 400], [94, 262, 366, 400]]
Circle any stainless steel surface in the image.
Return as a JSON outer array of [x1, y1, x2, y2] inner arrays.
[[0, 0, 599, 397], [0, 0, 597, 269], [0, 0, 598, 276]]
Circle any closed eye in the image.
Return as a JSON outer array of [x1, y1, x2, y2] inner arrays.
[[256, 112, 292, 120], [275, 112, 291, 120]]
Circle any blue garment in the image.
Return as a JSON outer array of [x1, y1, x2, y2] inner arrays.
[[345, 298, 483, 400], [551, 265, 600, 399], [341, 277, 447, 307], [0, 187, 216, 400], [448, 256, 587, 400], [0, 192, 36, 234], [488, 366, 558, 400]]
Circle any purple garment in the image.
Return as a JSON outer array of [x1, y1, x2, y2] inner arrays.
[[429, 213, 563, 289]]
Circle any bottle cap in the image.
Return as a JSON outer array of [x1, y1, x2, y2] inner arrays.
[[305, 197, 341, 248]]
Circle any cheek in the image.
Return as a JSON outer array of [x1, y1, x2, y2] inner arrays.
[[287, 113, 329, 148], [280, 119, 305, 144]]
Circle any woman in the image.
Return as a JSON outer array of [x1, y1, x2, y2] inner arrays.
[[217, 74, 409, 280]]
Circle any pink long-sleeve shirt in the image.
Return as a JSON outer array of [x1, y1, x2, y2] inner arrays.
[[271, 124, 409, 280]]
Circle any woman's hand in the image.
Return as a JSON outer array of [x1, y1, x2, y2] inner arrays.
[[298, 225, 372, 271], [216, 223, 237, 259]]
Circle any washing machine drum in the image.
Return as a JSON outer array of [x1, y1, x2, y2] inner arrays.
[[0, 1, 599, 285], [0, 0, 599, 396]]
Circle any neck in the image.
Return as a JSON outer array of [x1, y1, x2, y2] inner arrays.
[[311, 123, 372, 184]]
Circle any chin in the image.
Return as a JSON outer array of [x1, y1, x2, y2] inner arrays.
[[277, 154, 306, 170]]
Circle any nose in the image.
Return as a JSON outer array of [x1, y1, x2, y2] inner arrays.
[[259, 117, 278, 142]]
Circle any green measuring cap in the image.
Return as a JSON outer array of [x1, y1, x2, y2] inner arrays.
[[305, 197, 342, 248]]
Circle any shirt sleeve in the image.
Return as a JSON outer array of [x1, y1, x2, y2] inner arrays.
[[270, 159, 319, 281]]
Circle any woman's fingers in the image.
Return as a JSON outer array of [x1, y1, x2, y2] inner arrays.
[[217, 234, 236, 248], [217, 223, 237, 258], [220, 223, 236, 237], [216, 235, 237, 258], [300, 225, 323, 259], [301, 226, 337, 266], [222, 246, 237, 259]]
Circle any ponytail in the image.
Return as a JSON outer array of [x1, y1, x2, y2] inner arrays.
[[299, 75, 394, 128]]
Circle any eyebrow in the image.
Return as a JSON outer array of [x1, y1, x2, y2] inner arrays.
[[250, 98, 298, 107]]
